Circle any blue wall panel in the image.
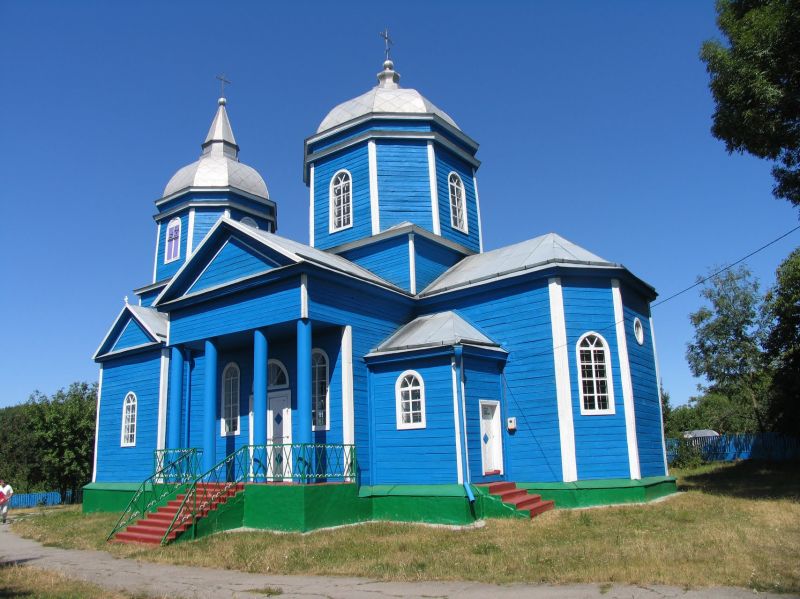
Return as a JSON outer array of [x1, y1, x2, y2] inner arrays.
[[562, 279, 630, 480], [111, 318, 153, 352], [192, 208, 223, 250], [312, 144, 372, 250], [435, 147, 480, 252], [138, 288, 163, 307], [370, 356, 458, 484], [339, 235, 411, 291], [187, 237, 279, 295], [414, 236, 464, 292], [376, 140, 433, 232], [95, 351, 162, 482]]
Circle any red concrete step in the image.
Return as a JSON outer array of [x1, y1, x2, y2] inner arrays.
[[485, 481, 516, 494], [528, 500, 555, 517], [498, 488, 529, 503]]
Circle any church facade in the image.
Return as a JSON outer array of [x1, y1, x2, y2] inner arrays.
[[88, 58, 675, 537]]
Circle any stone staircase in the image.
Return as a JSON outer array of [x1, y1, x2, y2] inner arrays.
[[112, 482, 244, 545], [478, 481, 555, 518]]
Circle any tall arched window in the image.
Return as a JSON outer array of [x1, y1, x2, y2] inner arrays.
[[221, 363, 240, 435], [395, 370, 426, 430], [448, 172, 467, 233], [268, 360, 289, 390], [165, 217, 181, 263], [311, 350, 329, 431], [576, 333, 615, 415], [330, 170, 352, 232], [121, 392, 137, 447]]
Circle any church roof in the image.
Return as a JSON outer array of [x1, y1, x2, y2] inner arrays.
[[93, 304, 167, 360], [368, 311, 502, 356], [420, 232, 624, 296], [317, 60, 459, 133], [162, 98, 269, 200], [125, 304, 168, 339]]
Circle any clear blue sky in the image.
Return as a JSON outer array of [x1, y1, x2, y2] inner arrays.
[[1, 1, 797, 409]]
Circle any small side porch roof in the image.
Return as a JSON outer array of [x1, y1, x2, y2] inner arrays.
[[367, 311, 504, 356], [94, 304, 168, 360]]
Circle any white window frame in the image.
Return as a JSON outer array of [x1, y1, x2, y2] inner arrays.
[[268, 359, 289, 390], [448, 172, 468, 234], [576, 332, 616, 416], [164, 217, 182, 263], [240, 216, 259, 229], [221, 362, 241, 436], [121, 392, 137, 447], [395, 370, 426, 430], [329, 169, 353, 233], [311, 349, 330, 431]]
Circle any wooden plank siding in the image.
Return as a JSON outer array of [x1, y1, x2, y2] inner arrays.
[[413, 236, 464, 292], [435, 147, 480, 252], [463, 357, 505, 482], [192, 207, 224, 250], [111, 318, 154, 352], [312, 144, 372, 250], [187, 237, 279, 295], [562, 278, 630, 480], [339, 235, 411, 292], [95, 351, 162, 482], [376, 140, 433, 232]]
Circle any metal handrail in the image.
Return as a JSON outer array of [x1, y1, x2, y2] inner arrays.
[[107, 448, 202, 541]]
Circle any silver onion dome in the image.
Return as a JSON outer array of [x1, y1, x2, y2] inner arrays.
[[163, 98, 269, 199], [317, 60, 459, 133]]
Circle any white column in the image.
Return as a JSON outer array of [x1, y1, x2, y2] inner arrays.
[[342, 325, 355, 479], [300, 273, 308, 319], [152, 222, 161, 283], [91, 367, 104, 483], [187, 208, 196, 256], [408, 233, 417, 295], [427, 141, 441, 235], [368, 140, 380, 235], [450, 357, 464, 484], [156, 348, 170, 451], [309, 163, 315, 247], [612, 279, 641, 480], [650, 316, 669, 474], [548, 277, 577, 482]]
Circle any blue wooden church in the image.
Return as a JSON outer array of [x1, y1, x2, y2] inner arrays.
[[88, 57, 676, 544]]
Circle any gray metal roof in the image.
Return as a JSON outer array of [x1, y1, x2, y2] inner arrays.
[[126, 304, 168, 339], [420, 232, 620, 296], [368, 311, 501, 355], [163, 98, 269, 199], [317, 60, 459, 133]]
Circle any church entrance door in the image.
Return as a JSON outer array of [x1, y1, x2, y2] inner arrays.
[[267, 390, 292, 480], [480, 400, 503, 475]]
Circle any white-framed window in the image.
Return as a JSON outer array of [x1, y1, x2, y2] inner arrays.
[[240, 216, 259, 229], [395, 370, 426, 430], [268, 360, 289, 390], [448, 172, 467, 233], [329, 170, 352, 232], [311, 349, 329, 431], [633, 317, 644, 345], [121, 392, 137, 447], [221, 363, 241, 435], [576, 333, 615, 415], [165, 217, 181, 263]]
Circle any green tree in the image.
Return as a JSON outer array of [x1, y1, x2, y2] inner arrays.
[[685, 266, 769, 431], [763, 247, 800, 432], [0, 404, 40, 492], [701, 0, 800, 206]]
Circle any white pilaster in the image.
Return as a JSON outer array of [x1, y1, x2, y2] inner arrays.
[[152, 222, 161, 283], [450, 357, 464, 484], [187, 208, 196, 256], [427, 141, 441, 235], [612, 279, 641, 480], [650, 316, 669, 474], [368, 140, 380, 235], [408, 233, 417, 295], [92, 367, 103, 482], [300, 273, 308, 319], [548, 277, 577, 482], [473, 169, 483, 253], [308, 164, 315, 247], [156, 349, 170, 451]]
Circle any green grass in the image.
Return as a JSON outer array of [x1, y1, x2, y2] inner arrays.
[[12, 461, 800, 592], [0, 563, 158, 598]]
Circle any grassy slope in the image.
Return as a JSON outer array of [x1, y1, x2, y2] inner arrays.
[[0, 564, 153, 599], [11, 461, 800, 592]]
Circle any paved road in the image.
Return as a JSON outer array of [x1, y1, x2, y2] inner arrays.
[[1, 525, 794, 599]]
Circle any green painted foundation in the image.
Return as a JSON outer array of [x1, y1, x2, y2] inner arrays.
[[516, 476, 677, 508], [83, 483, 141, 513]]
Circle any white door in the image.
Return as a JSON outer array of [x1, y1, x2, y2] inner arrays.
[[480, 400, 503, 475], [267, 391, 292, 480]]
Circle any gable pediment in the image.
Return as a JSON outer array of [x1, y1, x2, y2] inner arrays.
[[94, 305, 167, 360]]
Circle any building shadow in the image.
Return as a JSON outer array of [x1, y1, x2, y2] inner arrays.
[[678, 459, 800, 501]]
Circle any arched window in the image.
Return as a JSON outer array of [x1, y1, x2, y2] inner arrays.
[[121, 392, 137, 447], [240, 216, 259, 229], [311, 349, 329, 431], [448, 172, 467, 233], [329, 170, 352, 232], [576, 333, 615, 415], [395, 370, 426, 429], [268, 360, 289, 390], [165, 217, 181, 263], [221, 363, 240, 435]]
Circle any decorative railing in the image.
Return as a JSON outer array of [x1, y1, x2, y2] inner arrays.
[[161, 443, 356, 544], [107, 448, 202, 541]]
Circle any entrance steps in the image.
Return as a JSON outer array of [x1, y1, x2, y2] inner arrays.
[[111, 482, 244, 545], [478, 481, 555, 518]]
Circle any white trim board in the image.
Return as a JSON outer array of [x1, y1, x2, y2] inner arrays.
[[612, 279, 641, 480], [473, 170, 483, 253], [650, 316, 669, 475], [91, 367, 103, 482], [308, 163, 315, 247], [368, 140, 380, 235], [450, 358, 464, 484], [187, 208, 196, 256], [408, 233, 417, 295], [156, 349, 169, 451], [427, 141, 441, 235]]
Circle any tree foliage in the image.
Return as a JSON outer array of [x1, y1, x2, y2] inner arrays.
[[701, 0, 800, 206]]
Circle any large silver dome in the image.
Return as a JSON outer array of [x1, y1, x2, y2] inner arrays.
[[163, 98, 269, 199], [317, 60, 459, 133]]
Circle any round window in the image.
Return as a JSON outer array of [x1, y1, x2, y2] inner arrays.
[[633, 318, 644, 345]]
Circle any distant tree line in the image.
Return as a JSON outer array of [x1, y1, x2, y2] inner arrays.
[[662, 248, 800, 438], [0, 382, 96, 497]]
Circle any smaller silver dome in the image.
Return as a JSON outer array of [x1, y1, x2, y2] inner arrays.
[[317, 60, 459, 133], [163, 99, 269, 199]]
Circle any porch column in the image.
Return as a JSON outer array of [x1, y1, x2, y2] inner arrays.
[[253, 329, 268, 447], [167, 346, 184, 449], [296, 319, 312, 445], [203, 338, 218, 472]]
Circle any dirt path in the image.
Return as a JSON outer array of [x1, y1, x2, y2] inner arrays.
[[1, 525, 793, 599]]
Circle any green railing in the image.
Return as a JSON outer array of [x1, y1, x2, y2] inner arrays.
[[161, 443, 356, 544], [107, 448, 202, 541]]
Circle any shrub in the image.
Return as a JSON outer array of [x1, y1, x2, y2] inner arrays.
[[672, 439, 704, 469]]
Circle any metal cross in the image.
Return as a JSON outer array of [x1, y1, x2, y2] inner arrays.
[[379, 27, 393, 61], [216, 73, 231, 97]]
